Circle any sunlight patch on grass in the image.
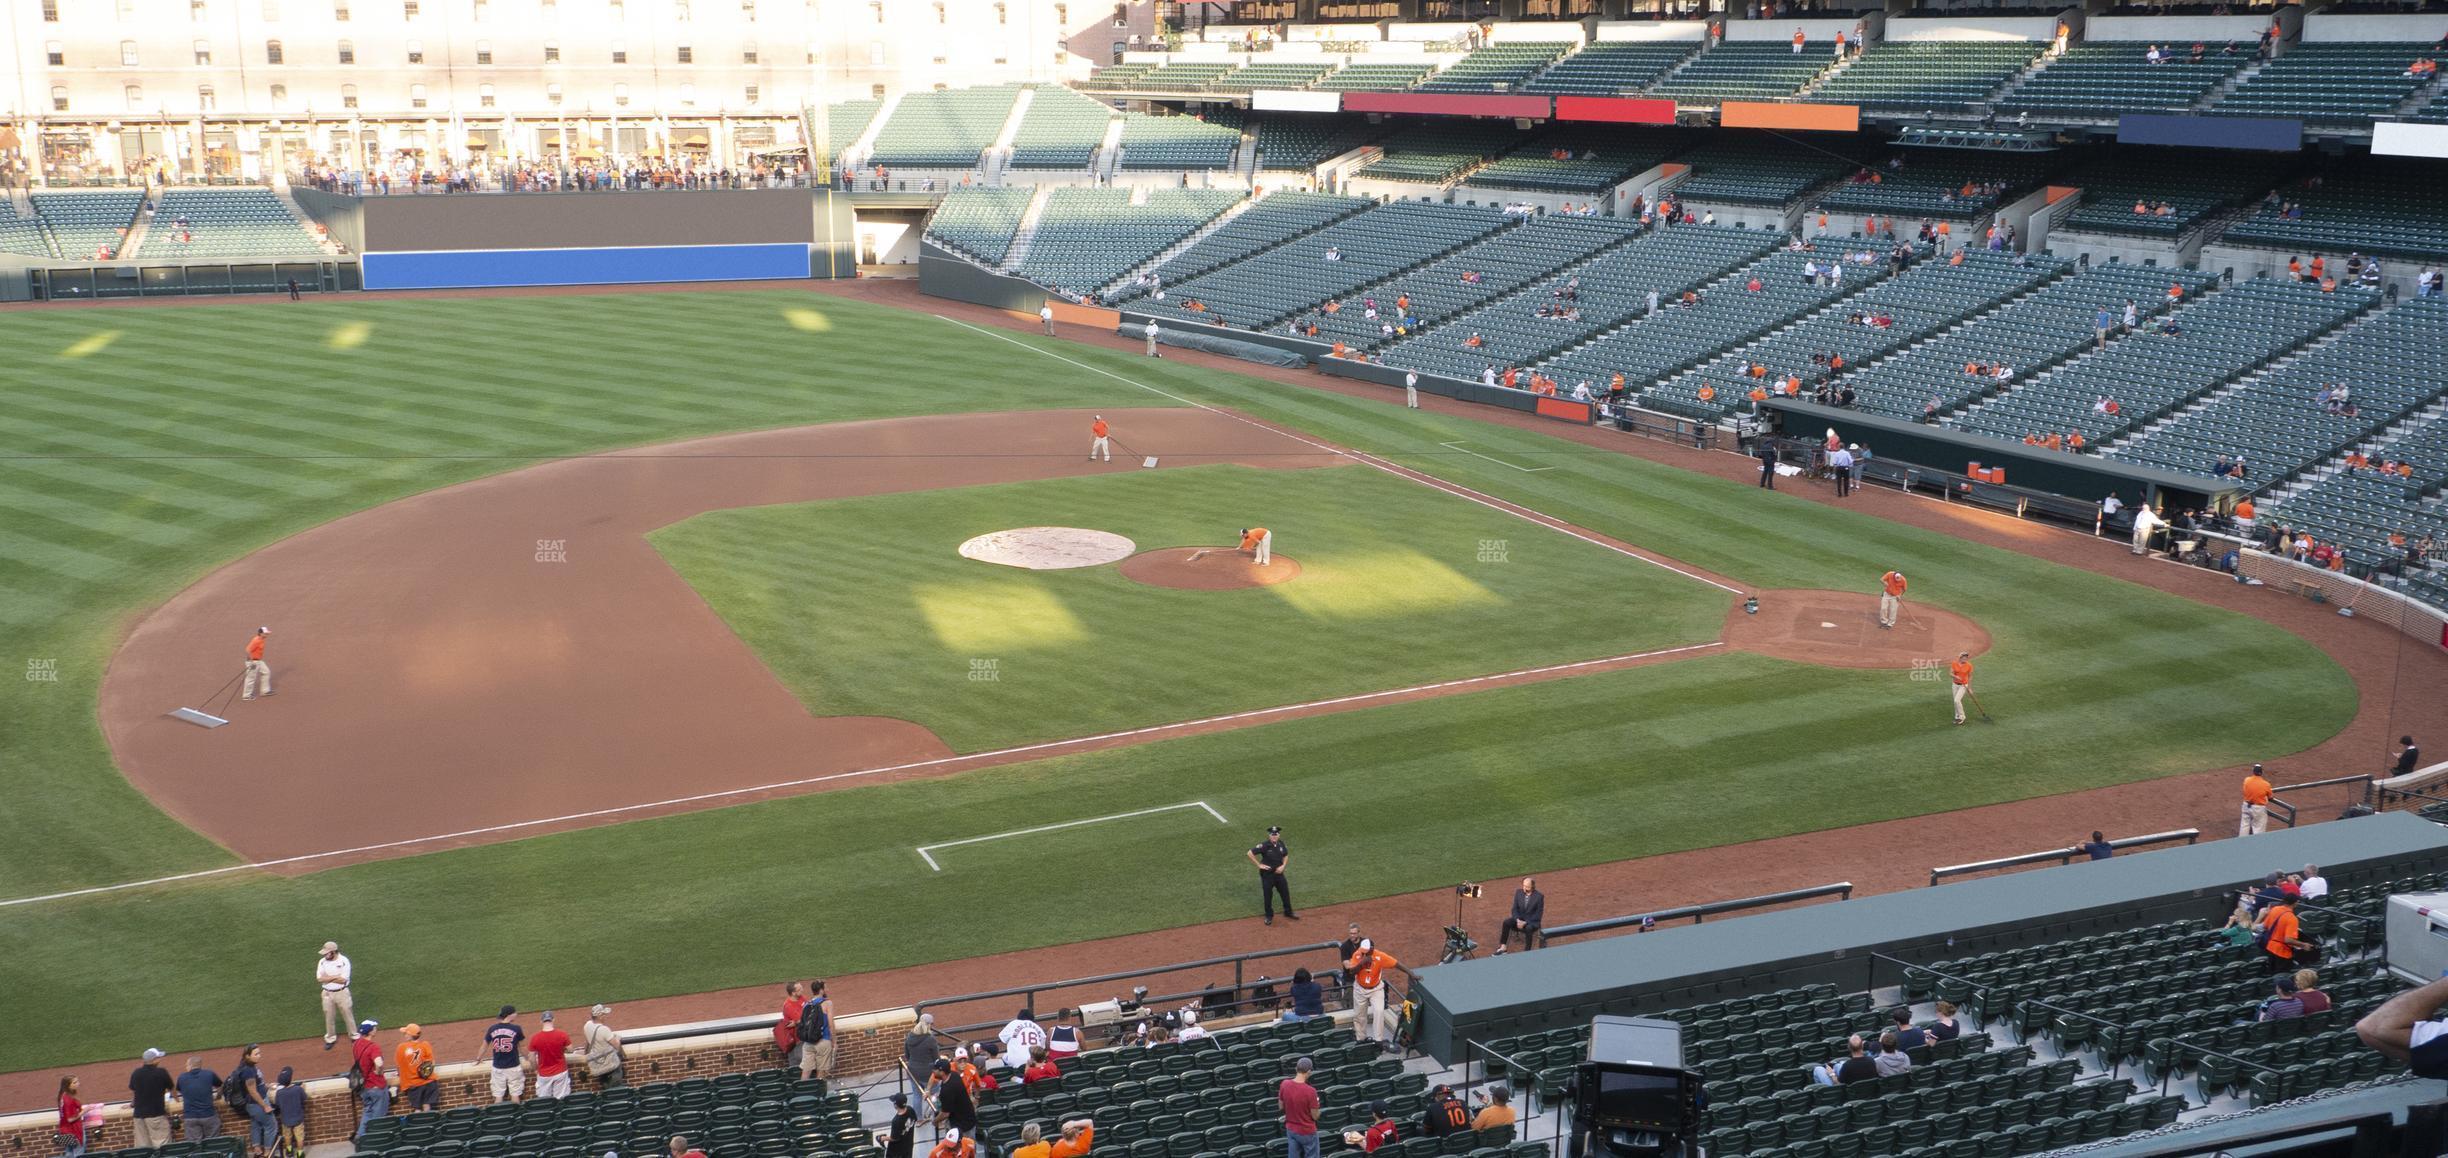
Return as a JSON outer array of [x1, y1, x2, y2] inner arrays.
[[913, 582, 1086, 652]]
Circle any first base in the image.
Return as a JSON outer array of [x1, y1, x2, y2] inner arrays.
[[1142, 456, 1159, 469], [169, 707, 230, 729]]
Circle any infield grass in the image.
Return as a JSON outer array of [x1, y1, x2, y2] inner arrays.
[[0, 289, 2358, 1071], [649, 464, 1726, 749]]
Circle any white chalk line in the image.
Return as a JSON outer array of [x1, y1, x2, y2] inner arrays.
[[1440, 441, 1555, 473], [929, 316, 1745, 597], [916, 801, 1227, 871], [0, 642, 1723, 909]]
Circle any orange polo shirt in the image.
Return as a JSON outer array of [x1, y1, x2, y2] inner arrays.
[[1048, 1126, 1095, 1158], [1882, 571, 1906, 598], [248, 633, 267, 661], [1348, 949, 1398, 989], [2243, 773, 2272, 805], [1950, 659, 1972, 686], [1240, 528, 1269, 550], [2263, 905, 2299, 959], [1091, 419, 1108, 438]]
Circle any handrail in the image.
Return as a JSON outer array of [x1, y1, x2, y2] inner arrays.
[[2269, 774, 2375, 829], [1865, 952, 1995, 1008], [1537, 881, 1854, 947], [913, 941, 1347, 1040], [1928, 828, 2200, 886], [2156, 1038, 2288, 1107]]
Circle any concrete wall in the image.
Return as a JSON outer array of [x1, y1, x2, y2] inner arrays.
[[2085, 13, 2288, 44], [2041, 227, 2195, 272], [2302, 13, 2448, 43], [1884, 17, 2054, 42]]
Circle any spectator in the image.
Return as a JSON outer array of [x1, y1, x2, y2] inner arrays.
[[1345, 1100, 1398, 1152], [1471, 1086, 1517, 1133], [2358, 975, 2448, 1076], [1421, 1085, 1470, 1137], [1346, 939, 1408, 1051], [1495, 878, 1545, 956], [232, 1045, 275, 1158], [1022, 1045, 1060, 1085], [1280, 1057, 1321, 1158], [530, 1010, 573, 1100], [395, 1024, 439, 1114], [1010, 1123, 1054, 1158], [673, 1136, 711, 1158], [881, 1095, 916, 1158], [1889, 1007, 1928, 1052], [2257, 895, 2309, 973], [57, 1076, 88, 1158], [351, 1021, 390, 1138], [2395, 736, 2423, 777], [1048, 1021, 1081, 1065], [1811, 1036, 1878, 1086], [1274, 968, 1324, 1024], [1928, 1001, 1963, 1042], [1049, 1119, 1095, 1158], [999, 1007, 1046, 1071], [583, 1004, 625, 1091], [176, 1056, 223, 1141], [905, 1014, 943, 1087], [317, 941, 356, 1051], [1176, 1010, 1210, 1044], [2258, 975, 2306, 1021], [935, 1059, 978, 1138], [2296, 970, 2332, 1015], [2077, 831, 2114, 860], [1873, 1032, 1913, 1077], [777, 981, 807, 1069], [272, 1070, 306, 1158], [484, 1006, 526, 1103]]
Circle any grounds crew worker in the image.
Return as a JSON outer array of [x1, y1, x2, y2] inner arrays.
[[1249, 825, 1296, 925], [1346, 939, 1410, 1049], [1088, 416, 1111, 463], [2242, 764, 2273, 837], [243, 626, 274, 700], [1239, 527, 1273, 567], [1949, 652, 1973, 726], [1879, 570, 1906, 629], [1144, 319, 1161, 357]]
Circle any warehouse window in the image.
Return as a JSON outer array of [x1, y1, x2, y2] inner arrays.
[[198, 84, 216, 110], [45, 41, 64, 65], [266, 39, 284, 63], [337, 38, 354, 62], [121, 40, 139, 65], [478, 82, 495, 107], [543, 39, 560, 61], [410, 82, 427, 107], [405, 38, 422, 62], [675, 44, 691, 63], [341, 82, 358, 106], [474, 39, 491, 63], [195, 39, 212, 64]]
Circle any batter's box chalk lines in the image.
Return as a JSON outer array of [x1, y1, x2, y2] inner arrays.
[[1440, 441, 1555, 473], [929, 315, 1744, 597], [0, 644, 1721, 910], [916, 801, 1228, 871]]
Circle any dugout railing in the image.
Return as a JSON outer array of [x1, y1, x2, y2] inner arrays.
[[1535, 881, 1855, 947], [1928, 829, 2201, 887]]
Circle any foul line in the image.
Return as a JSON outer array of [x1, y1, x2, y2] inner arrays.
[[0, 642, 1722, 909], [916, 801, 1227, 871], [930, 315, 1744, 596], [1440, 441, 1555, 473]]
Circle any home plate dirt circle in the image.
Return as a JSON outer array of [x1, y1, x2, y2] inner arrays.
[[1721, 588, 1991, 669], [958, 527, 1137, 570], [1118, 547, 1303, 590]]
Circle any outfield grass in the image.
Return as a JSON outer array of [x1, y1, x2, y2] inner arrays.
[[0, 291, 2356, 1071], [649, 464, 1726, 749]]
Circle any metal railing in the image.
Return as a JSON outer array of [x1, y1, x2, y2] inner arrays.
[[2154, 1038, 2289, 1108], [1457, 1038, 1562, 1152], [2012, 998, 2134, 1078], [912, 941, 1348, 1042], [2269, 774, 2377, 828], [1536, 882, 1854, 947], [1928, 829, 2200, 886], [1864, 953, 1995, 1024]]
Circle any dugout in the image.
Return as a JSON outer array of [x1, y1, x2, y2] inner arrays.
[[1755, 398, 2243, 519], [1405, 811, 2448, 1063]]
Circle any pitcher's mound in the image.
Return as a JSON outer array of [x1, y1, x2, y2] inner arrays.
[[1119, 548, 1303, 590], [959, 527, 1136, 570], [1723, 588, 1991, 669]]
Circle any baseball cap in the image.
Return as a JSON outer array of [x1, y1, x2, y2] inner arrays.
[[358, 1019, 378, 1033], [143, 1048, 165, 1061], [321, 941, 339, 953], [889, 1094, 909, 1108], [1370, 1100, 1390, 1117], [1295, 1056, 1314, 1074], [259, 626, 272, 634], [592, 1004, 613, 1018], [541, 1010, 556, 1023], [404, 1024, 423, 1037], [1358, 938, 1373, 951], [944, 1131, 961, 1145]]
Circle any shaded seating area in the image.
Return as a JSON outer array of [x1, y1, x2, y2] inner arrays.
[[141, 188, 330, 259], [1138, 200, 1514, 332], [2219, 161, 2448, 264], [1467, 130, 1684, 195], [1116, 112, 1241, 171], [1670, 135, 1857, 206], [922, 187, 1037, 265], [353, 1069, 859, 1158], [866, 86, 1018, 169], [2054, 152, 2293, 237], [1648, 41, 1839, 104], [1847, 263, 2187, 420], [1808, 41, 2045, 112], [2211, 42, 2434, 125], [1006, 86, 1116, 170], [1251, 116, 1389, 172], [1996, 43, 2249, 120], [1313, 63, 1438, 92], [1353, 123, 1522, 185], [1013, 189, 1241, 297], [1524, 40, 1702, 95], [1305, 215, 1643, 351], [1417, 42, 1576, 93]]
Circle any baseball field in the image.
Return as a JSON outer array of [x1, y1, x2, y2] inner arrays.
[[0, 288, 2358, 1072]]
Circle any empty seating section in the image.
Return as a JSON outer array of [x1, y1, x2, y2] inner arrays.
[[0, 201, 56, 258], [1671, 136, 1855, 205], [1252, 116, 1388, 171], [1848, 263, 2183, 419], [823, 99, 882, 168], [2221, 162, 2448, 263], [32, 190, 142, 260], [867, 86, 1017, 168], [1810, 41, 2043, 111], [144, 188, 328, 258], [922, 187, 1036, 264], [1952, 278, 2377, 443], [1117, 112, 1241, 170], [1418, 42, 1574, 92], [2213, 42, 2430, 125], [1649, 41, 1836, 103], [1142, 200, 1512, 331], [2057, 153, 2290, 236], [1131, 192, 1371, 289], [1814, 152, 2058, 220], [352, 1066, 859, 1158], [1998, 43, 2248, 119], [1374, 226, 1781, 380], [1525, 40, 1699, 94], [1544, 248, 1904, 395], [2110, 300, 2448, 485], [1655, 251, 2054, 416], [1212, 62, 1339, 92], [1084, 63, 1155, 90], [1313, 62, 1437, 92], [1468, 130, 1683, 194], [1134, 60, 1239, 90], [1014, 189, 1239, 295], [1354, 122, 1520, 184], [1306, 215, 1641, 349], [1006, 86, 1115, 170], [2268, 420, 2448, 594]]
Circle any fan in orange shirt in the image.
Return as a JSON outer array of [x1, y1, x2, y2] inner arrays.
[[1238, 527, 1274, 567], [1878, 570, 1906, 630]]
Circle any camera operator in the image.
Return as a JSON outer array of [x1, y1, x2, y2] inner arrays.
[[1494, 878, 1544, 955]]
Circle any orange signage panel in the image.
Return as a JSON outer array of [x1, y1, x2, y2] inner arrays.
[[1718, 102, 1859, 133]]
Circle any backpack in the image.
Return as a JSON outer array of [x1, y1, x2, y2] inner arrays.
[[226, 1073, 253, 1113], [797, 999, 828, 1044]]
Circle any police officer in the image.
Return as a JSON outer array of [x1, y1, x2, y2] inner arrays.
[[1248, 825, 1297, 925]]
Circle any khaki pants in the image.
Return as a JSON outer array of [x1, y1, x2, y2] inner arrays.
[[1254, 533, 1272, 566], [2241, 802, 2268, 837], [800, 1037, 836, 1079], [1952, 683, 1968, 723], [322, 987, 355, 1042], [243, 659, 274, 699], [132, 1119, 173, 1150], [1091, 436, 1110, 461], [1879, 593, 1899, 627], [1042, 316, 1056, 335], [1145, 333, 1159, 356], [1351, 984, 1388, 1044]]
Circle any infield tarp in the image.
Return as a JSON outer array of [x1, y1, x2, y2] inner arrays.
[[362, 243, 812, 289]]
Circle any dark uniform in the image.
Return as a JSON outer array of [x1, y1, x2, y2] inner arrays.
[[1250, 830, 1295, 924], [1757, 440, 1779, 489]]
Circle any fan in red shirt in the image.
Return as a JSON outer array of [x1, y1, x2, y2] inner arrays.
[[1344, 1101, 1398, 1152], [777, 982, 806, 1068], [1021, 1046, 1062, 1085], [529, 1011, 574, 1099]]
